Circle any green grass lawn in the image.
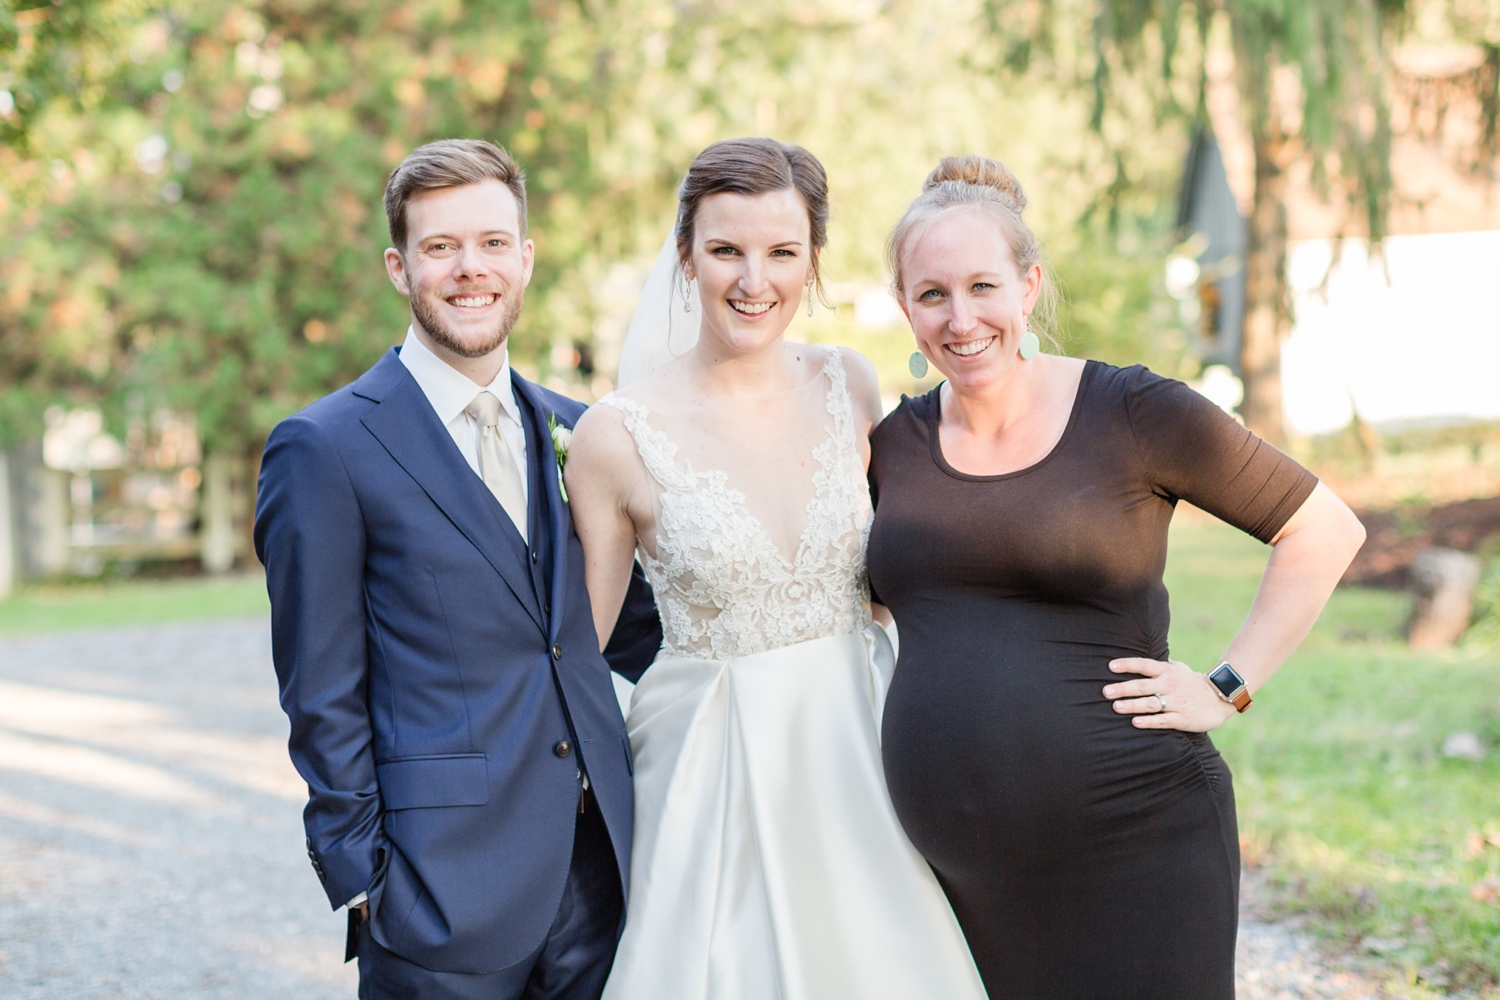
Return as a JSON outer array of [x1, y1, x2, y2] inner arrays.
[[0, 572, 269, 634], [1168, 518, 1500, 994]]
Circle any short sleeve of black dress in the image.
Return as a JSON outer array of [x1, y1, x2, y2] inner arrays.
[[1123, 366, 1316, 541], [866, 361, 1315, 1000]]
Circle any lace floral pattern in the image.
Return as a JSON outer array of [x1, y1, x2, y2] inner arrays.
[[601, 352, 872, 659]]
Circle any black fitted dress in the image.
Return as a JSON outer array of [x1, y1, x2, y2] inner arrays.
[[867, 362, 1317, 1000]]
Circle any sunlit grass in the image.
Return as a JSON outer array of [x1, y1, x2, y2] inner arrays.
[[0, 573, 270, 634], [1168, 516, 1500, 992]]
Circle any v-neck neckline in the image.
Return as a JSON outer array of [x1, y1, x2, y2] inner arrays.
[[614, 350, 845, 571]]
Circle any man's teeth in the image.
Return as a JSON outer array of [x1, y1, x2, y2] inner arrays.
[[730, 301, 774, 315], [451, 295, 497, 308], [947, 338, 996, 357]]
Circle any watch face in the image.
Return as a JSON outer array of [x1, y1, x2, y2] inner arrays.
[[1209, 663, 1244, 698]]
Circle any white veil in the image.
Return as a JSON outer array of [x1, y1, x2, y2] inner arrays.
[[616, 232, 701, 386]]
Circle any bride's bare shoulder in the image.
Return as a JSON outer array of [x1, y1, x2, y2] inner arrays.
[[570, 399, 636, 472]]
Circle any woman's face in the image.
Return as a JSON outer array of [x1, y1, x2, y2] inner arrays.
[[899, 207, 1041, 394], [686, 188, 813, 358]]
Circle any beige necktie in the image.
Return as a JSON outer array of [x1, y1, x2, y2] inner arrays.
[[464, 391, 528, 543]]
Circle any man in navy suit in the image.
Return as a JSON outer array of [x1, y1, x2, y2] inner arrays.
[[255, 139, 661, 1000]]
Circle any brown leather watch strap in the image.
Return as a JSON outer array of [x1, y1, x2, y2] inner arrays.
[[1231, 689, 1252, 712]]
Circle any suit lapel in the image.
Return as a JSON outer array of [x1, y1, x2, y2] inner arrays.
[[512, 373, 571, 647], [358, 354, 546, 634]]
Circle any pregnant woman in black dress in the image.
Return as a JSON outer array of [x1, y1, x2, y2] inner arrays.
[[866, 157, 1366, 1000]]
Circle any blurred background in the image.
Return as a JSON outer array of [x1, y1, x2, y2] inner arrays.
[[1, 0, 1499, 996]]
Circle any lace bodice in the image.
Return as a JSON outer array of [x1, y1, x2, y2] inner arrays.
[[600, 350, 872, 659]]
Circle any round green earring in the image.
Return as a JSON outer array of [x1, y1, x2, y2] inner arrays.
[[1019, 330, 1041, 360], [908, 351, 929, 378]]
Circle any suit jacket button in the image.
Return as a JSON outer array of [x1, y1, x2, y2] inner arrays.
[[532, 550, 539, 564], [554, 740, 572, 758], [552, 643, 562, 660]]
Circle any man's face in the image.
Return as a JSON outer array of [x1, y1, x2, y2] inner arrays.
[[383, 178, 535, 358]]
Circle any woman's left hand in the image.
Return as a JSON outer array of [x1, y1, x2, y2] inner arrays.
[[1104, 658, 1236, 733]]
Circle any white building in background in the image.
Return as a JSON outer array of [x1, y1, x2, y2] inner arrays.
[[1179, 43, 1500, 438], [1281, 233, 1500, 435]]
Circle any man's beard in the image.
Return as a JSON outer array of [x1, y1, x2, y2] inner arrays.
[[410, 285, 525, 359]]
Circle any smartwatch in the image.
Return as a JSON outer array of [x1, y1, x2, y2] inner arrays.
[[1207, 662, 1252, 713]]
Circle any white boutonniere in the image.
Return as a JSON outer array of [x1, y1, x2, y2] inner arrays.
[[548, 414, 572, 502]]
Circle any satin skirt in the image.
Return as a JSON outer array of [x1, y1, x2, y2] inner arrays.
[[601, 625, 988, 1000]]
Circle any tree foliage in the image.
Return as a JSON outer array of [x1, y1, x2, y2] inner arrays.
[[982, 0, 1435, 440], [2, 0, 826, 451], [986, 0, 1413, 242], [2, 0, 1193, 456]]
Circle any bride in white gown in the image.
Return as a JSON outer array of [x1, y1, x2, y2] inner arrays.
[[566, 138, 987, 1000]]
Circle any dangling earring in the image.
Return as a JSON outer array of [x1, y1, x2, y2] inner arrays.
[[1019, 326, 1041, 360], [805, 281, 814, 317], [681, 273, 693, 313], [908, 351, 929, 378]]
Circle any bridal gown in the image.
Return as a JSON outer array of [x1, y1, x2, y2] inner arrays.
[[598, 348, 987, 1000]]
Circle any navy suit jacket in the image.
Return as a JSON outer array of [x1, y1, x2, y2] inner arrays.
[[254, 348, 661, 974]]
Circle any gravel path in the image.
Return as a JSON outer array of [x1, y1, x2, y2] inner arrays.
[[1236, 898, 1386, 1000], [0, 618, 1398, 999], [0, 620, 356, 999]]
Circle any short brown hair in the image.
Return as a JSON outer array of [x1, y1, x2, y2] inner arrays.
[[675, 138, 830, 301], [384, 139, 528, 251]]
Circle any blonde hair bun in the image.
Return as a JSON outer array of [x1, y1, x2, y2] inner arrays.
[[924, 155, 1026, 212]]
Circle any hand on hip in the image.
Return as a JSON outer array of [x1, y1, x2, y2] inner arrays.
[[1103, 657, 1236, 733]]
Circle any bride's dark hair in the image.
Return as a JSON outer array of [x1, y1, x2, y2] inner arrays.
[[675, 138, 830, 304]]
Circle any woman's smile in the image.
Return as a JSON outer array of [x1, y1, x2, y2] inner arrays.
[[729, 298, 777, 318], [945, 336, 996, 358]]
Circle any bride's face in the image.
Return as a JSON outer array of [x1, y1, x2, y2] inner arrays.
[[686, 188, 813, 358], [899, 207, 1041, 394]]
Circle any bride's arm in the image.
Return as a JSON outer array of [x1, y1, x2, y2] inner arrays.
[[566, 406, 647, 652]]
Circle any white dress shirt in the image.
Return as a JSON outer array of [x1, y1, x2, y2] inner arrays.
[[343, 329, 529, 913], [398, 327, 528, 507]]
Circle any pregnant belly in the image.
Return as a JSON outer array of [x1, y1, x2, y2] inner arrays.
[[882, 635, 1229, 877]]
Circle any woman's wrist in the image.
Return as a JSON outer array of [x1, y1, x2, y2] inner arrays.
[[1204, 661, 1254, 713], [1198, 673, 1237, 725]]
